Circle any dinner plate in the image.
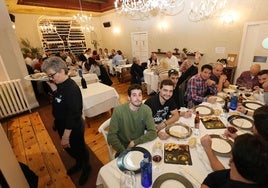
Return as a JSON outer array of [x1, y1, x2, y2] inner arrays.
[[152, 173, 193, 188], [227, 115, 254, 130], [24, 74, 48, 81], [165, 123, 192, 139], [117, 147, 151, 174], [223, 88, 236, 94], [242, 101, 263, 111], [194, 105, 214, 116], [210, 134, 233, 157]]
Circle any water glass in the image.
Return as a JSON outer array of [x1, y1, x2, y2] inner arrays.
[[120, 171, 136, 188]]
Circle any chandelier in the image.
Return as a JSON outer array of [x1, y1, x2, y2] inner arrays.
[[73, 0, 94, 32], [189, 0, 227, 22], [114, 0, 185, 18], [39, 20, 56, 34]]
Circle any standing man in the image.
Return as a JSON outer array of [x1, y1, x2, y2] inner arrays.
[[166, 51, 178, 69], [107, 84, 157, 156], [185, 64, 217, 108], [41, 56, 90, 185], [145, 79, 179, 140]]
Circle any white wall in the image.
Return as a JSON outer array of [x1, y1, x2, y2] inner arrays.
[[11, 0, 268, 66]]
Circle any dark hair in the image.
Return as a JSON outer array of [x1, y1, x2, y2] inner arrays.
[[160, 79, 174, 89], [127, 84, 142, 97], [257, 69, 268, 76], [253, 105, 268, 141], [168, 69, 179, 77], [117, 50, 122, 55], [232, 134, 268, 184], [201, 64, 213, 71]]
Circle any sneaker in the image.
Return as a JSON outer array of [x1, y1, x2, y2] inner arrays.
[[67, 163, 82, 175], [78, 165, 91, 185]]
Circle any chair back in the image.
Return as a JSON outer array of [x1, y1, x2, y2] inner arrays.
[[98, 118, 115, 161]]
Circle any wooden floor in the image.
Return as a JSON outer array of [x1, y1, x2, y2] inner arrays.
[[1, 76, 150, 187]]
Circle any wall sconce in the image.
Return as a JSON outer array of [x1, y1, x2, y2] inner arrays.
[[262, 37, 268, 49], [112, 26, 121, 34], [158, 21, 168, 31], [221, 12, 237, 24]]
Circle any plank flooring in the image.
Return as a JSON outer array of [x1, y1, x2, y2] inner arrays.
[[1, 76, 150, 187]]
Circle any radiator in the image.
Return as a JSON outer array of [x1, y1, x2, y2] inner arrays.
[[0, 79, 31, 119]]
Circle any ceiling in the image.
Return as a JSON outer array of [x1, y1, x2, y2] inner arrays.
[[5, 0, 115, 16]]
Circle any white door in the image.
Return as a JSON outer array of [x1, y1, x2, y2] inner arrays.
[[131, 32, 148, 63], [236, 21, 268, 81]]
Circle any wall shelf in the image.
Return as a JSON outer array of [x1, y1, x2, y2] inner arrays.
[[38, 18, 86, 55]]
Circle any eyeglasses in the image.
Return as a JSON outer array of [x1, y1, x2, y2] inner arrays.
[[48, 72, 57, 78]]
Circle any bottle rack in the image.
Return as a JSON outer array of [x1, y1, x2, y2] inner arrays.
[[39, 18, 87, 55]]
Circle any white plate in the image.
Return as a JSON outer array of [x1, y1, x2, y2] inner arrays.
[[169, 126, 188, 135], [223, 88, 236, 94], [232, 118, 252, 128], [24, 74, 48, 81], [123, 151, 144, 171], [195, 105, 213, 116], [211, 138, 232, 154], [243, 102, 263, 110], [160, 179, 185, 188]]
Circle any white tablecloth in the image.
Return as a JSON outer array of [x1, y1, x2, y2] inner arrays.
[[96, 102, 251, 188], [143, 69, 159, 94], [115, 64, 132, 73], [71, 73, 99, 86], [101, 59, 114, 75], [80, 82, 119, 117]]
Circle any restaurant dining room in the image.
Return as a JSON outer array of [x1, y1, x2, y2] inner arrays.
[[1, 0, 268, 187]]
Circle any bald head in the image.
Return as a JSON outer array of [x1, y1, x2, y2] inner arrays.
[[250, 64, 261, 76]]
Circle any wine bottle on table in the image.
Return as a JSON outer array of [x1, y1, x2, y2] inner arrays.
[[78, 69, 87, 89]]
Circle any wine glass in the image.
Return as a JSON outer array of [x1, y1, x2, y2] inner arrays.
[[120, 171, 136, 188], [152, 141, 163, 173]]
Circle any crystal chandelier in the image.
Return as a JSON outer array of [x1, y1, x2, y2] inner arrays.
[[189, 0, 227, 22], [114, 0, 185, 18], [39, 20, 56, 34], [73, 0, 94, 32]]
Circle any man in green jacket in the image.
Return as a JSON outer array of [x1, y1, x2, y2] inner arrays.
[[107, 84, 157, 156]]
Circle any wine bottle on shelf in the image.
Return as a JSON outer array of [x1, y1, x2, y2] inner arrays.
[[140, 153, 152, 188]]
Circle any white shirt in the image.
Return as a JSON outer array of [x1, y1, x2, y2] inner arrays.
[[166, 55, 178, 69]]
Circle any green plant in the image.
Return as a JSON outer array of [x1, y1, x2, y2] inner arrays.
[[20, 38, 41, 58], [91, 40, 99, 50], [182, 48, 188, 54]]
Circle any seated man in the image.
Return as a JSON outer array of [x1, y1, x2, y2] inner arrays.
[[147, 52, 159, 69], [107, 84, 157, 156], [201, 105, 268, 172], [112, 50, 123, 66], [252, 69, 268, 104], [210, 62, 230, 92], [145, 79, 179, 140], [130, 57, 145, 85], [201, 134, 268, 187], [236, 64, 261, 89], [185, 64, 217, 108]]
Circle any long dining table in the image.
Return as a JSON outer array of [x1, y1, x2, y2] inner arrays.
[[80, 82, 119, 118], [95, 100, 255, 188]]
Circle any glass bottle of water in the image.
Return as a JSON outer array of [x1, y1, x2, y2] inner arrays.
[[140, 153, 152, 188]]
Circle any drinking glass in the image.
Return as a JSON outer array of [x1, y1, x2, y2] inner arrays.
[[120, 171, 136, 188], [152, 141, 163, 173]]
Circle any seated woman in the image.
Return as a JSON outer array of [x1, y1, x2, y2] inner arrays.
[[87, 57, 101, 78], [130, 57, 145, 85]]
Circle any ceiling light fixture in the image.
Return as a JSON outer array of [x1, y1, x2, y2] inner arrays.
[[73, 0, 94, 32], [189, 0, 227, 22], [114, 0, 185, 19]]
